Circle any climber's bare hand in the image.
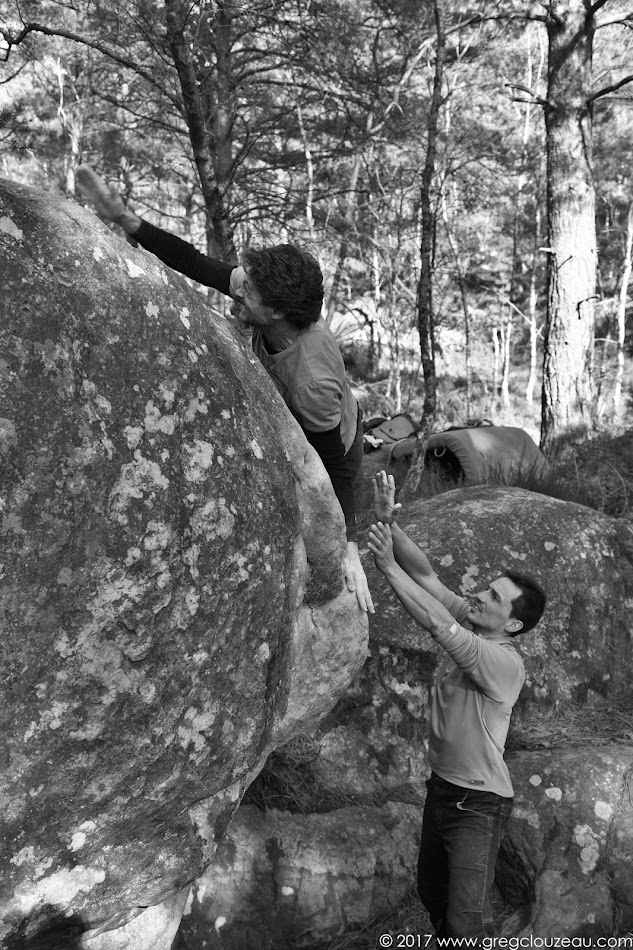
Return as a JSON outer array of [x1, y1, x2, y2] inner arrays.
[[76, 166, 141, 235], [372, 470, 402, 524], [77, 166, 126, 221], [343, 541, 374, 614]]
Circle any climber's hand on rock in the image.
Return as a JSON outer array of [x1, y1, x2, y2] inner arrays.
[[343, 541, 374, 614], [372, 470, 401, 525], [367, 522, 396, 575], [76, 166, 141, 235], [77, 166, 125, 220]]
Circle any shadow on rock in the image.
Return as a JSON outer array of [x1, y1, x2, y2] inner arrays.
[[6, 909, 87, 950]]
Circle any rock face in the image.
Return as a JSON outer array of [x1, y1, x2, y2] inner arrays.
[[0, 180, 368, 948], [502, 746, 633, 936], [178, 487, 633, 946], [178, 803, 421, 948]]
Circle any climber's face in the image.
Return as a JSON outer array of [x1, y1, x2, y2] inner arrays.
[[465, 575, 524, 637], [231, 271, 282, 329]]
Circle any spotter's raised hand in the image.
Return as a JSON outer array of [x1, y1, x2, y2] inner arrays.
[[367, 521, 396, 574], [372, 470, 402, 524]]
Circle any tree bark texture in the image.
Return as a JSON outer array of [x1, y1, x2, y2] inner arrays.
[[416, 0, 445, 424], [164, 0, 237, 262], [613, 200, 633, 416], [525, 206, 542, 404], [201, 0, 236, 259], [541, 0, 597, 450]]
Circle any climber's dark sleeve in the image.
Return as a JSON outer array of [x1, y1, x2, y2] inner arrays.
[[303, 423, 362, 543], [135, 220, 234, 295]]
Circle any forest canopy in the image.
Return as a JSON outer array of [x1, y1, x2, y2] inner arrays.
[[2, 0, 633, 446]]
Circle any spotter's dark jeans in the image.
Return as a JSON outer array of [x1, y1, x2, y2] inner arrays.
[[417, 773, 513, 940]]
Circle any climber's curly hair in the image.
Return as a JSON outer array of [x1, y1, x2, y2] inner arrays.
[[242, 244, 323, 329]]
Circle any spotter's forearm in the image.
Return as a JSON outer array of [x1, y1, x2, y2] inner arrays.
[[378, 560, 454, 636], [389, 522, 449, 601]]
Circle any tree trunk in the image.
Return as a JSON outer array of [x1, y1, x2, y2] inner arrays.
[[164, 0, 236, 262], [206, 0, 237, 260], [595, 329, 612, 420], [416, 0, 445, 424], [541, 0, 598, 450], [613, 200, 633, 416], [500, 315, 512, 407], [370, 242, 382, 378], [325, 153, 362, 325], [519, 26, 544, 408], [502, 175, 522, 409], [54, 59, 83, 197], [491, 326, 500, 415], [296, 105, 315, 239], [443, 195, 472, 419], [525, 206, 542, 404], [387, 318, 402, 412]]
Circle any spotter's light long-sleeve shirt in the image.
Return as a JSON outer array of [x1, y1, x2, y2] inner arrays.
[[428, 589, 525, 798]]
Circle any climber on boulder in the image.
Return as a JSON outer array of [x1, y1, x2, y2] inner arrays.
[[368, 470, 546, 941], [76, 165, 373, 614]]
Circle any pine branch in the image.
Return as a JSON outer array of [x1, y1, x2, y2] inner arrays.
[[595, 16, 633, 29], [505, 82, 551, 109], [0, 21, 178, 107], [589, 0, 614, 14], [588, 73, 633, 103]]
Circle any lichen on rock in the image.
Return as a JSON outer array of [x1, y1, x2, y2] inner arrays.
[[0, 179, 367, 947]]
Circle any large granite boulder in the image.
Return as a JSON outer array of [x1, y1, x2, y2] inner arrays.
[[0, 180, 368, 948]]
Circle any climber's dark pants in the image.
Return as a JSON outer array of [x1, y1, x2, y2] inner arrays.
[[417, 773, 513, 940], [303, 404, 363, 542]]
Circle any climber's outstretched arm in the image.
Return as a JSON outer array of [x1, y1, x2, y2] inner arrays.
[[76, 166, 234, 295]]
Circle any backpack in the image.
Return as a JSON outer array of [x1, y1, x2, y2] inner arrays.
[[363, 413, 419, 464]]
